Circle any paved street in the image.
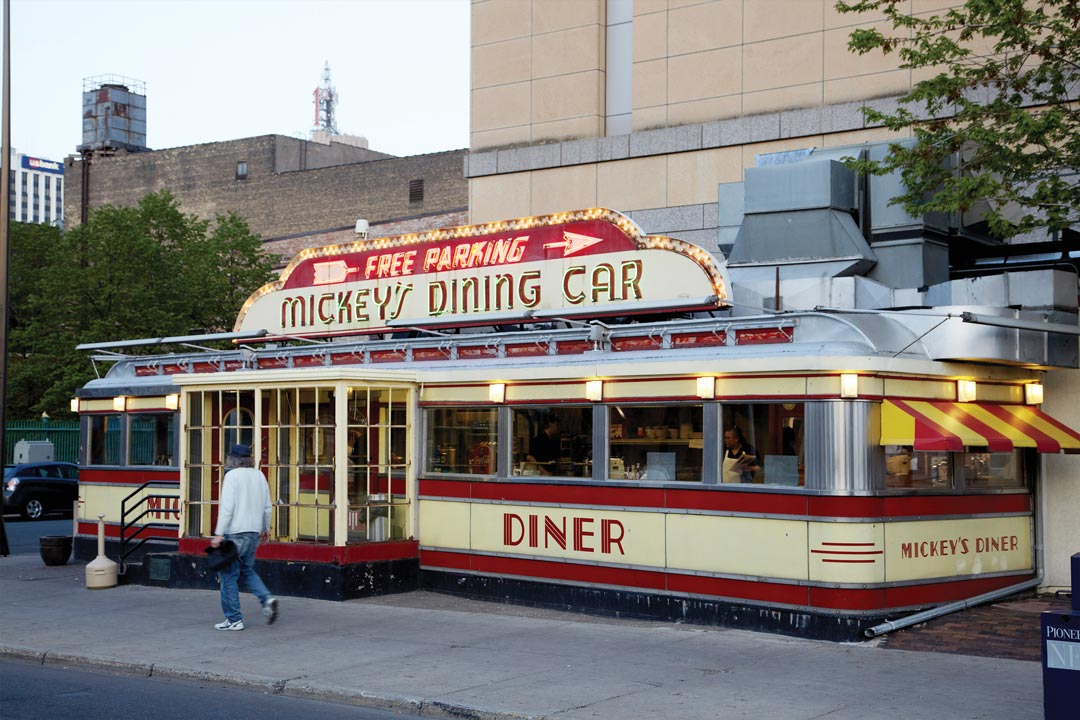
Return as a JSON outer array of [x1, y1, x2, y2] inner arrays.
[[0, 553, 1043, 720]]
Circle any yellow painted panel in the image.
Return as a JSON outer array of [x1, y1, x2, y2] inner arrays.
[[422, 385, 488, 404], [79, 484, 181, 527], [807, 522, 885, 584], [297, 490, 333, 540], [882, 378, 955, 400], [602, 378, 695, 400], [81, 399, 116, 413], [980, 384, 1023, 404], [667, 514, 808, 580], [419, 499, 472, 550], [884, 517, 1032, 582], [470, 502, 667, 567], [127, 397, 170, 411], [508, 383, 584, 402], [714, 376, 806, 398]]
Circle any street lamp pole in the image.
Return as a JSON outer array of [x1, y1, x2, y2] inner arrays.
[[0, 0, 13, 557]]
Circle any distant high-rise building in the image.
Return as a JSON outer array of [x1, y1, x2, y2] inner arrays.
[[5, 149, 64, 227]]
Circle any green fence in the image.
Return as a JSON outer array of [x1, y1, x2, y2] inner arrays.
[[5, 420, 80, 464]]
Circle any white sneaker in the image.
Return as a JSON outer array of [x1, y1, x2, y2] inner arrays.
[[263, 597, 279, 625], [214, 619, 244, 631]]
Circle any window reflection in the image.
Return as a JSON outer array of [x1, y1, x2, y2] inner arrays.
[[128, 413, 176, 466], [963, 451, 1024, 488], [426, 408, 498, 474], [513, 407, 592, 477], [885, 446, 952, 489], [608, 405, 700, 481], [721, 403, 804, 486]]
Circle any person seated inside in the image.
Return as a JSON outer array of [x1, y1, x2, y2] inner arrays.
[[526, 415, 561, 475], [722, 425, 760, 483]]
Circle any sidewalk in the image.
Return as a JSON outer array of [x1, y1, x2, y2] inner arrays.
[[1, 554, 1043, 720]]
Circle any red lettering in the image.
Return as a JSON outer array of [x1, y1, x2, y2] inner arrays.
[[544, 516, 566, 550], [901, 542, 914, 559], [961, 538, 969, 554], [1010, 535, 1018, 551], [504, 513, 524, 546], [528, 514, 538, 548], [601, 519, 625, 555], [574, 517, 595, 552]]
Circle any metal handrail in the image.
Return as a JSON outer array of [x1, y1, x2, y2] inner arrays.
[[119, 481, 180, 574]]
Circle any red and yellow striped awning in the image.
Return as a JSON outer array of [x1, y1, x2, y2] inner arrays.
[[881, 400, 1080, 453]]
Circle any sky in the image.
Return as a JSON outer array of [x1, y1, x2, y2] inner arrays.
[[4, 0, 470, 162]]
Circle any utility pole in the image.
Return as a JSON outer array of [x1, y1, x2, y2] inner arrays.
[[0, 0, 13, 556]]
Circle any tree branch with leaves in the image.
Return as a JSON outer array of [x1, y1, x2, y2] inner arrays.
[[836, 0, 1080, 238]]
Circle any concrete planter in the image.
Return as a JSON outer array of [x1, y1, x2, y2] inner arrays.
[[39, 535, 73, 566]]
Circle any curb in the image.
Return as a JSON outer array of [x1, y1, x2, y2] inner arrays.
[[1, 646, 544, 720]]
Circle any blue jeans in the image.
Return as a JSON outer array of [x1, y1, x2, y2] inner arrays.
[[218, 532, 272, 622]]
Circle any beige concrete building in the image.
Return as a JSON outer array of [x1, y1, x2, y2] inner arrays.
[[468, 0, 917, 245], [467, 0, 1080, 592]]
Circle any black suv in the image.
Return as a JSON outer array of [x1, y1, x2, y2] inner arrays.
[[3, 462, 79, 520]]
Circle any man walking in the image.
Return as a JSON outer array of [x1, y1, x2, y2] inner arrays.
[[210, 443, 279, 630]]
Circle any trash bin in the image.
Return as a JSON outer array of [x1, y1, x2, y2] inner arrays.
[[1042, 553, 1080, 718], [39, 535, 73, 566]]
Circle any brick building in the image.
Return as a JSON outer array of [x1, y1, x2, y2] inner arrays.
[[64, 134, 468, 262]]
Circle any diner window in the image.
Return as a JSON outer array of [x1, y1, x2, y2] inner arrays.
[[426, 407, 498, 474], [88, 414, 123, 465], [721, 403, 804, 486], [961, 450, 1026, 489], [513, 407, 593, 478], [128, 412, 177, 466], [348, 386, 409, 543], [885, 446, 952, 489], [236, 161, 248, 180], [608, 405, 700, 481]]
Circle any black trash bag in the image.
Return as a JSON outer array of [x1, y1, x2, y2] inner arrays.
[[203, 540, 238, 571]]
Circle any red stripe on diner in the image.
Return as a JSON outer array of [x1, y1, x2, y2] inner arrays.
[[424, 480, 1031, 519], [79, 468, 180, 485], [472, 554, 668, 590], [420, 478, 473, 499], [981, 405, 1062, 453], [810, 549, 883, 555], [419, 552, 806, 606], [884, 574, 1035, 607], [928, 401, 1013, 452], [664, 489, 807, 515], [468, 481, 667, 508], [420, 549, 473, 570], [809, 587, 887, 610], [821, 542, 875, 546], [665, 573, 807, 605], [176, 537, 418, 563], [809, 493, 1029, 518], [821, 559, 877, 563], [78, 521, 123, 538]]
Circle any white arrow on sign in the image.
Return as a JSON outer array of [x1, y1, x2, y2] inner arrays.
[[543, 231, 604, 257]]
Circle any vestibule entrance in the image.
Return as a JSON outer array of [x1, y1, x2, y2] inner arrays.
[[180, 378, 415, 547]]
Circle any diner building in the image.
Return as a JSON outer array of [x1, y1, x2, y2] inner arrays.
[[72, 203, 1080, 640]]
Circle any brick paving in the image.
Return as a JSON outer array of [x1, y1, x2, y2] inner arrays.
[[879, 593, 1071, 662]]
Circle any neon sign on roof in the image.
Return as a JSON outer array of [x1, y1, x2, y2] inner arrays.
[[235, 208, 728, 340]]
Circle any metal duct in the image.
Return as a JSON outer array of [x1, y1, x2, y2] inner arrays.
[[728, 160, 876, 274]]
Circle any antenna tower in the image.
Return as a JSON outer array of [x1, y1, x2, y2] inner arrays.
[[313, 61, 338, 134]]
